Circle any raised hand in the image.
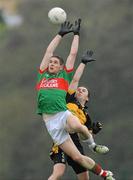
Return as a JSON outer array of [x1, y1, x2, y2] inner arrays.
[[58, 21, 73, 37], [81, 50, 96, 65], [72, 18, 81, 35], [92, 122, 102, 134]]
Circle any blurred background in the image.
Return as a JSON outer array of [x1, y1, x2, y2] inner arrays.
[[0, 0, 133, 179]]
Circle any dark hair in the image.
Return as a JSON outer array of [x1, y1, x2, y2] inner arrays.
[[85, 88, 90, 104], [51, 55, 64, 65], [87, 88, 91, 98]]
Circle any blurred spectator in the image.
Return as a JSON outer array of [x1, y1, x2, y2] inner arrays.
[[0, 0, 23, 27]]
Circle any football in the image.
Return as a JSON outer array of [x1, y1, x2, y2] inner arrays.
[[48, 7, 67, 24]]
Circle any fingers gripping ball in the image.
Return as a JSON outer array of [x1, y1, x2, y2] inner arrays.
[[48, 7, 67, 24]]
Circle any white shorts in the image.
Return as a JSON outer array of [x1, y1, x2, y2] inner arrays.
[[42, 110, 71, 145]]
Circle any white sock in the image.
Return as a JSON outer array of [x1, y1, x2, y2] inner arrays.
[[82, 136, 96, 149]]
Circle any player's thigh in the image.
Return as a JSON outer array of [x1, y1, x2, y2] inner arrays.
[[65, 113, 82, 132], [59, 137, 82, 162]]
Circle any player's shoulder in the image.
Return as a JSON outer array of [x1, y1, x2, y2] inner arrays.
[[67, 89, 76, 95], [64, 66, 74, 73]]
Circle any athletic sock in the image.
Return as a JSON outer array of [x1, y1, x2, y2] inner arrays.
[[99, 169, 108, 178], [82, 135, 96, 149], [91, 163, 108, 178]]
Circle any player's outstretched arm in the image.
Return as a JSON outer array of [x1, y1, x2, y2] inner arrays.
[[65, 19, 81, 70], [40, 21, 73, 71], [40, 34, 62, 71], [69, 49, 96, 90], [69, 63, 85, 90]]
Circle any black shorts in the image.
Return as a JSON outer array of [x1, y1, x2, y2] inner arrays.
[[50, 145, 87, 174], [50, 148, 67, 164]]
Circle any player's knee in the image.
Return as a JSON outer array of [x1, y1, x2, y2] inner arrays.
[[71, 121, 83, 132], [57, 171, 65, 178], [55, 169, 65, 178], [48, 172, 63, 180]]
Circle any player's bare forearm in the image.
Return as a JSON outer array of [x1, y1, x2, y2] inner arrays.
[[66, 35, 79, 70], [69, 63, 85, 90], [70, 35, 79, 56], [40, 34, 62, 70], [46, 34, 62, 53], [73, 63, 85, 83]]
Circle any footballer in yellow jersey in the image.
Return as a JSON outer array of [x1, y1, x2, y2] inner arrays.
[[50, 88, 102, 175]]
